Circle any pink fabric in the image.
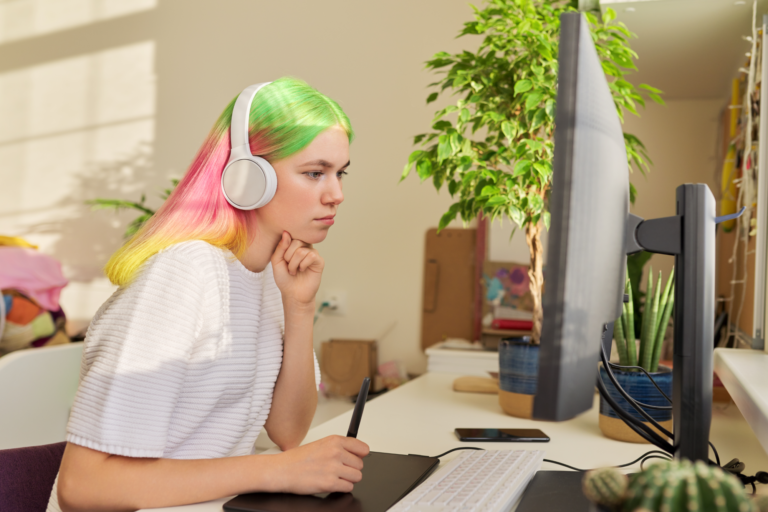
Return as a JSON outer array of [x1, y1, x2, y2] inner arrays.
[[0, 247, 68, 311]]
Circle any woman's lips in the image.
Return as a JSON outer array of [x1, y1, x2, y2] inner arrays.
[[315, 216, 335, 226]]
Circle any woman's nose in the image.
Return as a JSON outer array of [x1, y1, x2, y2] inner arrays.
[[322, 177, 344, 205]]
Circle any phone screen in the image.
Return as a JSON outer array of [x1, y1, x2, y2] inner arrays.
[[454, 428, 550, 442]]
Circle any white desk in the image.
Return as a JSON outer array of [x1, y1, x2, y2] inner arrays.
[[143, 372, 768, 511], [714, 348, 768, 455]]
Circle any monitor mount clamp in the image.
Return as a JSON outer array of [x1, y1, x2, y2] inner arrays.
[[616, 185, 743, 462]]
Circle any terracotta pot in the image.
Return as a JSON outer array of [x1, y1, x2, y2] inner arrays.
[[498, 337, 537, 419], [598, 363, 673, 444]]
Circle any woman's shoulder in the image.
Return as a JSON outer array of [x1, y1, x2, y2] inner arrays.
[[128, 240, 227, 288]]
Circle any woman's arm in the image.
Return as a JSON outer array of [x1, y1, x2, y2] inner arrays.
[[58, 435, 369, 512], [264, 232, 326, 450], [264, 300, 318, 450]]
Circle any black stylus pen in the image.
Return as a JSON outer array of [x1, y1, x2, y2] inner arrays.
[[347, 377, 370, 438]]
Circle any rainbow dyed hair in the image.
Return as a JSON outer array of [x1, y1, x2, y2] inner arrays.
[[105, 77, 353, 286]]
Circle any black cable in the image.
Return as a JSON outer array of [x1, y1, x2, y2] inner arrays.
[[710, 442, 721, 467], [605, 361, 673, 407], [429, 447, 485, 459], [543, 450, 672, 472], [600, 347, 674, 439], [640, 455, 673, 471], [598, 350, 675, 447], [595, 373, 675, 453]]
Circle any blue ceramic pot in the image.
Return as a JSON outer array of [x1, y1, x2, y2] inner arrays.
[[598, 364, 672, 423], [499, 337, 538, 395]]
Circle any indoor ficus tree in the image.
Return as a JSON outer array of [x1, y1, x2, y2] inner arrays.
[[401, 0, 663, 344]]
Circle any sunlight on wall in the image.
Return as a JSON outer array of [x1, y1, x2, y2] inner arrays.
[[0, 0, 156, 44], [0, 40, 156, 322]]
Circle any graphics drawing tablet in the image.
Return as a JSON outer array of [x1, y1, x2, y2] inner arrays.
[[223, 451, 439, 512]]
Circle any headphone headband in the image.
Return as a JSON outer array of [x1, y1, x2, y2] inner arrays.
[[229, 82, 271, 160]]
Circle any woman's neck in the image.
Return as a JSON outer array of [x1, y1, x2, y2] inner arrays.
[[237, 227, 281, 273]]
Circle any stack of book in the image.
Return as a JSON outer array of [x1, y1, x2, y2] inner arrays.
[[425, 341, 499, 376], [481, 306, 533, 349]]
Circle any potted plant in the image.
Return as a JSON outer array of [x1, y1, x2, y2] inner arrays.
[[87, 178, 179, 239], [599, 267, 674, 443], [402, 0, 663, 417], [582, 460, 767, 512]]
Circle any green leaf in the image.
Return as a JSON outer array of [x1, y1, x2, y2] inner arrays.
[[525, 90, 544, 111], [437, 135, 452, 162], [603, 8, 616, 24], [543, 211, 551, 230], [501, 121, 516, 140], [401, 162, 413, 181], [513, 160, 532, 177], [481, 185, 500, 196], [460, 108, 471, 123], [531, 108, 546, 131], [485, 196, 507, 207], [507, 205, 524, 226], [448, 179, 460, 197], [408, 150, 424, 164], [438, 209, 458, 232], [514, 79, 533, 94], [533, 161, 551, 178], [417, 159, 433, 181], [545, 99, 555, 119], [426, 92, 439, 104], [638, 83, 663, 94]]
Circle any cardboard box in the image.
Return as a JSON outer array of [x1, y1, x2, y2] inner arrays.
[[320, 339, 378, 397]]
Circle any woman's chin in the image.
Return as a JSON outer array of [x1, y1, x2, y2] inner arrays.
[[295, 228, 330, 245]]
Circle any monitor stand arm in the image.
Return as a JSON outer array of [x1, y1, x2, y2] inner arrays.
[[618, 184, 742, 462]]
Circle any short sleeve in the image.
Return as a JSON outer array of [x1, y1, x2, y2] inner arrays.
[[66, 248, 206, 458]]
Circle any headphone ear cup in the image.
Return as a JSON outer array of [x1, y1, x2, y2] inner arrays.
[[221, 156, 277, 210]]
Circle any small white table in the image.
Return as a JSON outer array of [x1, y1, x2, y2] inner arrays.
[[143, 372, 768, 510]]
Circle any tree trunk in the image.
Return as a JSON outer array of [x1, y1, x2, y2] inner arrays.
[[526, 222, 545, 345]]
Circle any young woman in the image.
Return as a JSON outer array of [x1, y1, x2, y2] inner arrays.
[[48, 77, 369, 512]]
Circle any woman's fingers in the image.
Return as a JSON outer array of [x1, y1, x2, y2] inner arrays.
[[270, 232, 292, 267], [287, 247, 310, 275], [337, 465, 363, 484], [340, 450, 364, 471], [284, 239, 310, 263]]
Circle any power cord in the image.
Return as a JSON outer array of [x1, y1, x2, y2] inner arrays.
[[429, 447, 485, 459], [542, 450, 672, 472]]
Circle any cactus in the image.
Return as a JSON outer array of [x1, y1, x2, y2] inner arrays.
[[622, 459, 754, 512], [582, 459, 758, 512], [582, 467, 628, 508]]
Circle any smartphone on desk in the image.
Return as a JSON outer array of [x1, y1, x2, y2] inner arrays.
[[454, 428, 550, 442]]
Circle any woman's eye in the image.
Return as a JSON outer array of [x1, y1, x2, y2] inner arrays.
[[337, 170, 348, 179], [306, 171, 322, 179]]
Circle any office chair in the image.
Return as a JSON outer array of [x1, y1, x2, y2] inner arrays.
[[0, 442, 66, 512], [0, 342, 83, 449]]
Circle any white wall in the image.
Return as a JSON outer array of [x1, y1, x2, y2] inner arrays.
[[0, 0, 484, 373], [0, 1, 724, 374], [622, 99, 723, 283]]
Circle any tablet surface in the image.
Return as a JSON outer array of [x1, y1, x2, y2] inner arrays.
[[223, 451, 439, 512]]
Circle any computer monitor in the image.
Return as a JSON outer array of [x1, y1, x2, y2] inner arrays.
[[531, 12, 628, 422], [532, 12, 716, 463]]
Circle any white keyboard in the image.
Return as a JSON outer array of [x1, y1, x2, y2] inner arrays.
[[388, 449, 544, 512]]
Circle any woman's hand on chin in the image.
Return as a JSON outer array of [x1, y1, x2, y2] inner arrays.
[[271, 231, 323, 308]]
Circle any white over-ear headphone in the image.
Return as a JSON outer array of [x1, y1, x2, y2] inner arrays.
[[220, 82, 277, 210]]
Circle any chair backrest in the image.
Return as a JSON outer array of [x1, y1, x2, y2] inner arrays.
[[0, 342, 83, 449], [0, 442, 66, 512]]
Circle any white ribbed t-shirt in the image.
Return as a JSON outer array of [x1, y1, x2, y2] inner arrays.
[[47, 240, 320, 511]]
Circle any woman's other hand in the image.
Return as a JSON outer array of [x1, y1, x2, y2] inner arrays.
[[268, 436, 370, 494], [271, 231, 323, 307]]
